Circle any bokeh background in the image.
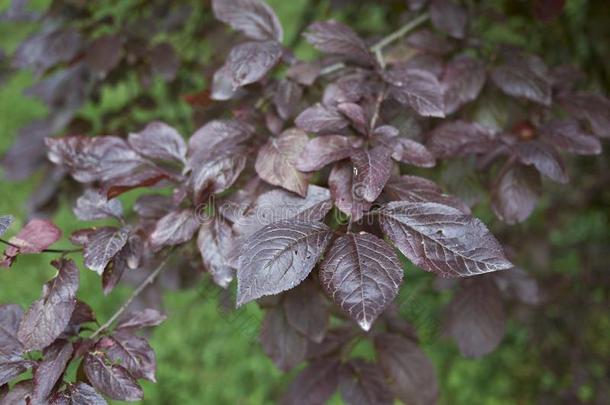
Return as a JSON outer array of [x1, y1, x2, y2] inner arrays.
[[1, 0, 609, 403]]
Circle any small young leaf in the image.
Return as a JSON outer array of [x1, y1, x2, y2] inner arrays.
[[212, 0, 283, 42], [149, 43, 180, 81], [320, 232, 403, 331], [337, 102, 368, 135], [3, 218, 61, 255], [236, 220, 333, 306], [84, 34, 123, 75], [379, 202, 513, 277]]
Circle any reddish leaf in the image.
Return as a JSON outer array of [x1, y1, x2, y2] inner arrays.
[[13, 28, 82, 76], [406, 29, 455, 54], [50, 382, 107, 405], [379, 201, 513, 277], [337, 102, 368, 135], [212, 0, 283, 42], [149, 43, 180, 81], [255, 128, 310, 196], [320, 232, 403, 331]]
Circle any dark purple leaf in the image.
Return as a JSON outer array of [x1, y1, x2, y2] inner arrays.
[[351, 146, 393, 203], [296, 135, 361, 172], [0, 361, 33, 387], [0, 379, 32, 404], [374, 333, 438, 405], [84, 34, 123, 75], [338, 360, 394, 405], [379, 201, 513, 277], [443, 277, 506, 357], [430, 0, 468, 39], [18, 259, 79, 351], [46, 136, 145, 184], [133, 194, 176, 220], [225, 40, 283, 88], [73, 190, 123, 221], [533, 0, 566, 22], [116, 309, 167, 331], [295, 103, 349, 133], [427, 120, 496, 158], [51, 382, 107, 405], [236, 220, 333, 306], [212, 0, 283, 42], [211, 66, 238, 100], [492, 165, 541, 224], [304, 21, 373, 65], [255, 128, 310, 196], [150, 209, 200, 250], [1, 118, 55, 181], [385, 68, 445, 117], [283, 279, 329, 343], [328, 161, 371, 221], [13, 28, 82, 76], [322, 73, 369, 106], [0, 304, 23, 359], [540, 119, 602, 155], [260, 307, 307, 371], [383, 175, 470, 214], [491, 55, 551, 105], [287, 61, 321, 86], [100, 331, 156, 382], [102, 165, 168, 200], [149, 42, 180, 81], [83, 227, 130, 275], [188, 119, 252, 155], [0, 216, 12, 238], [188, 145, 247, 201], [280, 358, 340, 405], [515, 141, 568, 183], [128, 121, 187, 164], [320, 232, 403, 331], [337, 102, 368, 134], [494, 267, 540, 305], [406, 29, 454, 54], [442, 55, 486, 115], [25, 63, 89, 112], [198, 217, 235, 288], [559, 92, 610, 138], [389, 137, 436, 168], [83, 352, 143, 401], [31, 341, 74, 403], [305, 327, 356, 360], [274, 79, 303, 120]]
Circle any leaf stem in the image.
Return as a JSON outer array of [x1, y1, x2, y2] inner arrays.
[[89, 252, 173, 339], [370, 12, 430, 54]]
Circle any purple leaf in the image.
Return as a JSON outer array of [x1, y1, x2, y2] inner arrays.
[[492, 165, 541, 224], [149, 42, 180, 81], [494, 267, 540, 305], [351, 146, 393, 203], [212, 0, 283, 42], [31, 341, 74, 403], [296, 135, 361, 172], [150, 209, 200, 250], [0, 216, 13, 238], [116, 309, 167, 331], [379, 201, 513, 277], [255, 128, 310, 196], [427, 120, 496, 158], [83, 227, 130, 275], [287, 61, 321, 86], [443, 277, 506, 357], [0, 304, 23, 359], [559, 92, 610, 138], [320, 232, 403, 331], [0, 361, 33, 387], [232, 185, 333, 237], [406, 29, 455, 54], [388, 137, 436, 168], [188, 146, 247, 201], [383, 175, 470, 214], [198, 217, 235, 288], [4, 218, 61, 254], [13, 28, 82, 76], [73, 190, 123, 221], [188, 119, 252, 155], [385, 68, 445, 117], [18, 259, 79, 351], [133, 194, 176, 220], [283, 279, 329, 343], [0, 379, 33, 404], [328, 161, 372, 221], [274, 79, 303, 120], [305, 327, 356, 360], [51, 382, 107, 405], [515, 141, 568, 183], [337, 102, 368, 135], [304, 21, 373, 65], [83, 352, 143, 401], [280, 358, 340, 405], [46, 136, 145, 184], [539, 119, 602, 155], [260, 307, 307, 371], [295, 103, 349, 133], [430, 0, 468, 39], [100, 331, 156, 382], [84, 34, 123, 75], [491, 55, 552, 105], [128, 121, 187, 164], [225, 40, 283, 88], [442, 55, 486, 115], [374, 333, 438, 405], [211, 65, 238, 100], [236, 220, 333, 306], [338, 359, 394, 405]]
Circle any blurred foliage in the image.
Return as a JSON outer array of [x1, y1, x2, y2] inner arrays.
[[1, 0, 609, 404]]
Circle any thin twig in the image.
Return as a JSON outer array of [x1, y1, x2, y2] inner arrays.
[[320, 62, 345, 76], [370, 12, 430, 54], [369, 84, 387, 131], [0, 238, 82, 255], [90, 252, 173, 339]]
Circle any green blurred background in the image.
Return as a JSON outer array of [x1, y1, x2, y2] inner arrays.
[[1, 0, 609, 403]]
